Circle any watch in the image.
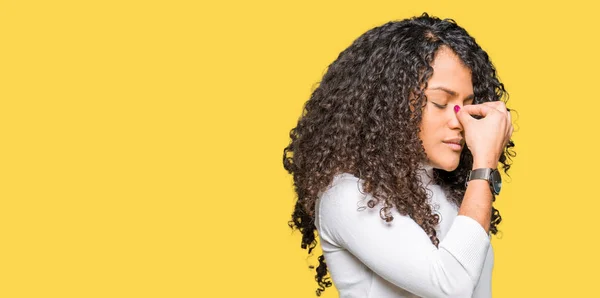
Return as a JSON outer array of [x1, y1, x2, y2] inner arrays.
[[466, 168, 502, 195]]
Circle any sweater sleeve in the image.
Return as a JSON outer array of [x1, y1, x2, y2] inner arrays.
[[317, 176, 491, 298]]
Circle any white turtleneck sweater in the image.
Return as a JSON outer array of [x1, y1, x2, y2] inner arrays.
[[314, 166, 494, 298]]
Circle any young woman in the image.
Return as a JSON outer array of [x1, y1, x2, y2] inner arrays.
[[283, 13, 515, 298]]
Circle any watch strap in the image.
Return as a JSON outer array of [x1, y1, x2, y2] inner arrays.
[[468, 168, 493, 181], [465, 168, 499, 195]]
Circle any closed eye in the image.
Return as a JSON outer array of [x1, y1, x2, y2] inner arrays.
[[432, 102, 447, 109]]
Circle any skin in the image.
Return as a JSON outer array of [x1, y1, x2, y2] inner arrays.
[[419, 46, 474, 172], [419, 46, 513, 233]]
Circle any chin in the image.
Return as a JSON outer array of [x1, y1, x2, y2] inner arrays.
[[432, 158, 460, 172], [441, 164, 459, 172]]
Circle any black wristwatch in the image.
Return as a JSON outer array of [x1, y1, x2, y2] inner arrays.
[[466, 168, 502, 195]]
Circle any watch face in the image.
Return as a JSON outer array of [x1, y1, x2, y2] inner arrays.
[[491, 170, 502, 195]]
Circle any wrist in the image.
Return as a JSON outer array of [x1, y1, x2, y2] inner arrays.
[[466, 167, 503, 196], [472, 156, 498, 169]]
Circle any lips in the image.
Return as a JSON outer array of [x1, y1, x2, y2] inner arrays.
[[442, 138, 464, 151], [442, 138, 463, 145]]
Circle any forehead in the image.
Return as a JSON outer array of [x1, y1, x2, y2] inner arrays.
[[427, 47, 473, 94]]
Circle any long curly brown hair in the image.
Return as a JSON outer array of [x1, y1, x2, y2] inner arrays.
[[283, 13, 516, 296]]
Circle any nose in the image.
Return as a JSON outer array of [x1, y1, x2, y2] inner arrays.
[[448, 106, 463, 131]]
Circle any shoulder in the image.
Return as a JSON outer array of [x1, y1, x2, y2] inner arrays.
[[317, 173, 374, 227], [316, 173, 431, 249], [318, 173, 366, 210], [316, 173, 370, 246]]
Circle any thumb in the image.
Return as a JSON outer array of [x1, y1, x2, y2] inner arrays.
[[455, 104, 493, 126], [454, 105, 474, 127]]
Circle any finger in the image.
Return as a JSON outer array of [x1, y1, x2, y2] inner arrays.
[[459, 104, 496, 118], [454, 105, 473, 127], [481, 101, 508, 115], [504, 124, 514, 148], [482, 102, 510, 122], [455, 104, 491, 128]]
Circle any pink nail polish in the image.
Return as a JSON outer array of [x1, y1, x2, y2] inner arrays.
[[454, 105, 460, 113]]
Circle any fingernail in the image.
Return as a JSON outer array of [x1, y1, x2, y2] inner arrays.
[[454, 105, 460, 113]]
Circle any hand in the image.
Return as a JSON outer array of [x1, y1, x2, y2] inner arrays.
[[455, 102, 513, 169]]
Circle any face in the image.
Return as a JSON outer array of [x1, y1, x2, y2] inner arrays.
[[418, 46, 474, 172]]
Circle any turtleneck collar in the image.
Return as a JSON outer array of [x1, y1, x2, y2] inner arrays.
[[417, 162, 435, 185]]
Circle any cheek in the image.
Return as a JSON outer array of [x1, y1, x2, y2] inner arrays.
[[419, 118, 438, 143], [418, 106, 446, 146], [418, 125, 430, 147]]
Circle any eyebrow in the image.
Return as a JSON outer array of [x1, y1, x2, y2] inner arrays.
[[428, 86, 475, 101]]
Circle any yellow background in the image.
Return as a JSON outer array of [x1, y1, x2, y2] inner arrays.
[[1, 0, 598, 297]]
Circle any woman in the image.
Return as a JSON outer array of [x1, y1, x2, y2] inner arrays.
[[283, 13, 515, 298]]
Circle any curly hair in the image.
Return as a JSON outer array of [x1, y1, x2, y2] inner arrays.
[[283, 13, 516, 296]]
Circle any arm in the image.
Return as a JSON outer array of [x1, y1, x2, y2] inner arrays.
[[317, 176, 490, 298], [456, 102, 513, 233], [459, 178, 492, 233]]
